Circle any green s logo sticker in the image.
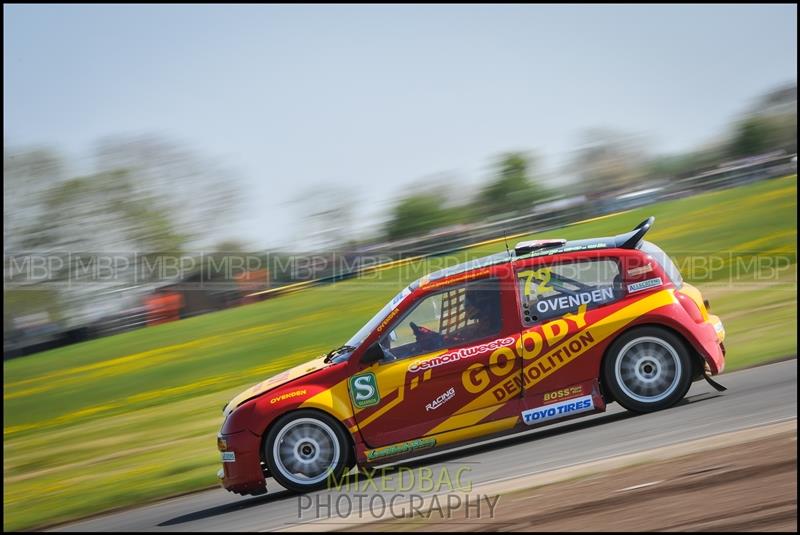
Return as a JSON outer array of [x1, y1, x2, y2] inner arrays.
[[350, 372, 380, 408]]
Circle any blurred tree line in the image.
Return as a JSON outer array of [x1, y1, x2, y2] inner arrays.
[[4, 82, 796, 334], [4, 135, 241, 254], [383, 152, 546, 242], [4, 135, 243, 328], [381, 82, 796, 241]]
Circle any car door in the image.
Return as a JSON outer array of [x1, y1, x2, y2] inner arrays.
[[350, 275, 521, 447], [513, 257, 623, 410]]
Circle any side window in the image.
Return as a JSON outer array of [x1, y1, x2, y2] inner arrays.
[[639, 240, 683, 287], [517, 259, 621, 325], [380, 278, 502, 361]]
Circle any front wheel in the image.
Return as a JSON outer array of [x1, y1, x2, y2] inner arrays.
[[603, 326, 692, 413], [264, 410, 350, 492]]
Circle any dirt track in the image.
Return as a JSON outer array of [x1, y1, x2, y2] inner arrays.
[[353, 430, 797, 532]]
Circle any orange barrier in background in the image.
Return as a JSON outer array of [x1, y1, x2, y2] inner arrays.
[[145, 291, 184, 326]]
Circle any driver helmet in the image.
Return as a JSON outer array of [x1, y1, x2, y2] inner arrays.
[[464, 287, 493, 320]]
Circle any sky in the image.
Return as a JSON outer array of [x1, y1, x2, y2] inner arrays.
[[4, 4, 797, 249]]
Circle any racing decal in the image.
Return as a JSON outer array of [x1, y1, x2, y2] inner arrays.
[[426, 387, 456, 411], [269, 389, 308, 404], [521, 395, 594, 425], [542, 385, 583, 404], [366, 437, 436, 461], [533, 287, 615, 315], [408, 337, 515, 373], [627, 277, 663, 293], [350, 372, 380, 408]]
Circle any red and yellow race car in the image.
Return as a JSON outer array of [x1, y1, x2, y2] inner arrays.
[[217, 217, 726, 494]]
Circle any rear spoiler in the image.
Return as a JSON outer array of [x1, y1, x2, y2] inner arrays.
[[512, 216, 655, 257], [615, 216, 655, 249]]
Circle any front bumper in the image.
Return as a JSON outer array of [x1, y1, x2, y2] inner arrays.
[[217, 430, 267, 495]]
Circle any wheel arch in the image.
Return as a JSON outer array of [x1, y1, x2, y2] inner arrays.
[[598, 322, 705, 404], [258, 407, 357, 470]]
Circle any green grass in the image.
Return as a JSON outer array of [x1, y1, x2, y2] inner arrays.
[[3, 175, 797, 531]]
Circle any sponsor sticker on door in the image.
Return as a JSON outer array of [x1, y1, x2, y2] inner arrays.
[[350, 372, 381, 408], [627, 277, 662, 293], [426, 387, 456, 411], [521, 395, 595, 425]]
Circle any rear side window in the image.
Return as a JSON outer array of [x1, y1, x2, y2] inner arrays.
[[517, 259, 622, 325], [639, 241, 683, 287]]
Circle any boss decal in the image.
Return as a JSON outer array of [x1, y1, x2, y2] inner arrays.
[[350, 373, 380, 408], [521, 395, 594, 425], [627, 277, 663, 293], [409, 337, 515, 373], [543, 385, 584, 404]]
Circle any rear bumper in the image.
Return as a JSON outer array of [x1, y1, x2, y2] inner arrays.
[[217, 430, 267, 495]]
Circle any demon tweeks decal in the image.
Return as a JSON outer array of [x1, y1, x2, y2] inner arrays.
[[408, 337, 515, 373]]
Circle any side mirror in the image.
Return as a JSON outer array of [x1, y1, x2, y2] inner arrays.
[[361, 343, 385, 365]]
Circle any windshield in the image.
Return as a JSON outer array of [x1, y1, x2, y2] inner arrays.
[[343, 285, 413, 350]]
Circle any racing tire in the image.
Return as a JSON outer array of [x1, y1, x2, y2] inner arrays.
[[264, 409, 351, 492], [603, 326, 692, 414]]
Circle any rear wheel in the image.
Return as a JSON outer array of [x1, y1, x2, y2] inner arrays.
[[603, 326, 692, 413], [264, 410, 350, 492]]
